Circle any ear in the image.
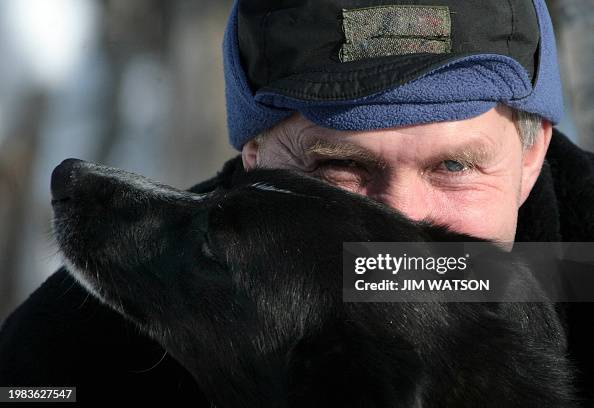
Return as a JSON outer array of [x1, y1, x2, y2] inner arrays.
[[241, 139, 259, 171], [519, 120, 553, 206]]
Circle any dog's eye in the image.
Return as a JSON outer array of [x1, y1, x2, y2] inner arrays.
[[199, 235, 226, 268], [202, 241, 215, 259]]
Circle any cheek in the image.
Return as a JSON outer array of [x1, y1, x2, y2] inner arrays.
[[371, 175, 522, 242], [428, 166, 524, 241], [434, 176, 522, 241], [436, 194, 519, 241]]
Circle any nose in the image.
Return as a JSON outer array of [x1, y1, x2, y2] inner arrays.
[[393, 200, 430, 222], [375, 183, 434, 222], [51, 158, 85, 203], [51, 158, 206, 212]]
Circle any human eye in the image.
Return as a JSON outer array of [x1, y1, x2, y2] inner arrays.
[[439, 159, 469, 173], [311, 159, 370, 191], [429, 158, 478, 183]]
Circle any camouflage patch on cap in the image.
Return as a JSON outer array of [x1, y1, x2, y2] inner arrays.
[[340, 5, 452, 62]]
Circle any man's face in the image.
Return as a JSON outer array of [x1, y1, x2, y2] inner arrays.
[[242, 105, 550, 243]]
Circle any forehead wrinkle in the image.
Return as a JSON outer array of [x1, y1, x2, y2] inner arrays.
[[259, 119, 316, 169]]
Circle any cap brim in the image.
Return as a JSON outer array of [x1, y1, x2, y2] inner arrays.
[[252, 52, 535, 131], [300, 100, 498, 131], [259, 52, 476, 102]]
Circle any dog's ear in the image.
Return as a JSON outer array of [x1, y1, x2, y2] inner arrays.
[[187, 155, 245, 194]]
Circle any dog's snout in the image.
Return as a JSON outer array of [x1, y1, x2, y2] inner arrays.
[[51, 158, 84, 203], [50, 158, 207, 229]]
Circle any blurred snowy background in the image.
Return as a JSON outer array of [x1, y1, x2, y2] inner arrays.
[[0, 0, 593, 321]]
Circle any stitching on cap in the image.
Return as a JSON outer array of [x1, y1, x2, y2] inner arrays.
[[505, 0, 515, 55], [262, 11, 272, 85]]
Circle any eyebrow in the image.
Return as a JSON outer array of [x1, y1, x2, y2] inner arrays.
[[425, 140, 495, 168], [302, 135, 497, 170], [304, 139, 387, 169]]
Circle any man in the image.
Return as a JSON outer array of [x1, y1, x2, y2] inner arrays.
[[227, 0, 557, 247], [241, 107, 546, 243], [1, 0, 593, 404]]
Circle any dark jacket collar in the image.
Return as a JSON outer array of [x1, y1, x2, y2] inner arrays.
[[517, 129, 594, 242]]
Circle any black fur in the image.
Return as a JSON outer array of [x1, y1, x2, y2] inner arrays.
[[48, 158, 575, 407]]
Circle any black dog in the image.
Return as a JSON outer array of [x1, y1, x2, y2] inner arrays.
[[50, 158, 575, 407]]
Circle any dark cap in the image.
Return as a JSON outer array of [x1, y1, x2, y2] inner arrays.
[[223, 0, 563, 150], [237, 0, 539, 100]]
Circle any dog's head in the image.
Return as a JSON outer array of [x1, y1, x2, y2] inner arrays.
[[50, 158, 572, 408], [51, 158, 429, 406]]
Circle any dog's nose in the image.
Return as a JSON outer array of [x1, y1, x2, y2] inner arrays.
[[51, 158, 84, 203]]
